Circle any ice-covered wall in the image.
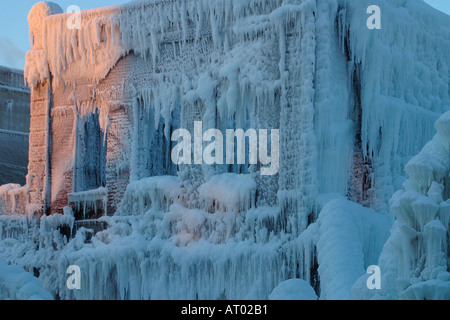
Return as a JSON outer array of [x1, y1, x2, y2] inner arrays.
[[0, 0, 448, 300], [338, 0, 450, 210]]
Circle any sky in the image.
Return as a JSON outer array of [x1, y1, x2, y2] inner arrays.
[[0, 0, 448, 70]]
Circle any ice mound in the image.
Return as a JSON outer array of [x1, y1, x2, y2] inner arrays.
[[0, 258, 53, 300], [353, 111, 450, 300], [269, 279, 318, 300]]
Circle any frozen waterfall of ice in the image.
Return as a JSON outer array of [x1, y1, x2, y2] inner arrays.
[[352, 111, 450, 300]]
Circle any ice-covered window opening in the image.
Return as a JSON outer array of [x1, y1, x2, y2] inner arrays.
[[73, 111, 107, 193]]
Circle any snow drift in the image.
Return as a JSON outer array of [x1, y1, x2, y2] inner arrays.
[[0, 258, 53, 300], [353, 111, 450, 300]]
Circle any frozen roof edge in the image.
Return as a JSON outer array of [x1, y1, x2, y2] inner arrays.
[[44, 0, 180, 20]]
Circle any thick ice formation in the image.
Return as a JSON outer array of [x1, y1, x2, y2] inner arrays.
[[198, 174, 257, 213], [116, 175, 182, 214], [295, 196, 391, 299], [353, 111, 450, 300], [0, 0, 448, 300]]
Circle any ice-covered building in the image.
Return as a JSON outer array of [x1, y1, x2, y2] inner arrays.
[[0, 0, 448, 300], [0, 66, 30, 186]]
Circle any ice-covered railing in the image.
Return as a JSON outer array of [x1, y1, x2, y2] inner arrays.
[[57, 234, 288, 299], [0, 215, 34, 242], [52, 198, 294, 299], [0, 184, 29, 216], [68, 187, 108, 220], [0, 186, 293, 300], [163, 205, 282, 245], [198, 173, 257, 213], [39, 211, 75, 250], [116, 176, 183, 215], [115, 174, 282, 244], [0, 212, 76, 299]]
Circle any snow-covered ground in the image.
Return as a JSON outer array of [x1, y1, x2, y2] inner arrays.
[[0, 258, 53, 300]]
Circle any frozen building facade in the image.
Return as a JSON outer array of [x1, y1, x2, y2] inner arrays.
[[0, 0, 449, 300], [0, 66, 30, 186]]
